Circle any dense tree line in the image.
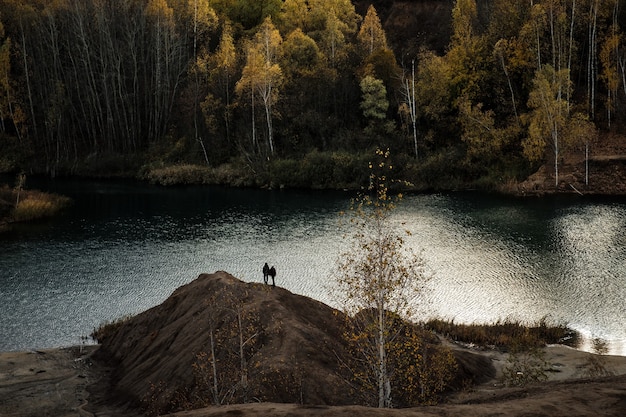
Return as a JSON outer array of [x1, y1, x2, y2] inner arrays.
[[0, 0, 625, 188]]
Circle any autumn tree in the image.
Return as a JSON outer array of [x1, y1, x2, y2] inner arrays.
[[458, 97, 507, 161], [523, 65, 571, 187], [446, 0, 485, 101], [567, 112, 597, 186], [192, 289, 264, 407], [0, 18, 14, 135], [599, 2, 621, 127], [414, 49, 454, 149], [314, 2, 359, 125], [278, 28, 334, 150], [357, 5, 387, 56], [185, 0, 217, 165], [277, 0, 308, 35], [488, 2, 533, 124], [315, 2, 356, 71], [360, 75, 395, 142], [236, 16, 283, 155], [310, 0, 359, 37], [281, 29, 324, 81], [334, 149, 428, 408], [145, 0, 186, 143], [389, 322, 457, 405], [204, 20, 237, 145]]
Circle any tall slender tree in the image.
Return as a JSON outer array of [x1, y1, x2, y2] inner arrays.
[[236, 17, 283, 155], [207, 20, 237, 143], [334, 149, 426, 408], [400, 59, 419, 158], [524, 65, 571, 187]]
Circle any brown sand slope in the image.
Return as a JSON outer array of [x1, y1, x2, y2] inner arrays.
[[93, 272, 493, 413], [94, 272, 361, 411]]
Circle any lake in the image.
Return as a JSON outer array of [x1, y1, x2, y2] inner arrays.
[[1, 178, 625, 354]]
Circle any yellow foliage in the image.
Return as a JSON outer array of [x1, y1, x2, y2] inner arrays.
[[334, 149, 431, 407], [357, 5, 388, 56], [11, 190, 70, 222]]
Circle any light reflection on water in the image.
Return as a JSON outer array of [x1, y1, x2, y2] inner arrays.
[[396, 194, 626, 355], [0, 180, 625, 355]]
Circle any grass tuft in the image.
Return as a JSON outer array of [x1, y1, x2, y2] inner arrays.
[[0, 185, 71, 224], [91, 314, 133, 343], [141, 164, 213, 186]]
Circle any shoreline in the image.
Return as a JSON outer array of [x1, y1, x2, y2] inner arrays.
[[4, 163, 626, 197]]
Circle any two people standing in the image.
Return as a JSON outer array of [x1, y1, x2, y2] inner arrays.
[[262, 263, 276, 286]]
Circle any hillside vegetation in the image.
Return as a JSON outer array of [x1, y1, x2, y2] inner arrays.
[[1, 0, 625, 191]]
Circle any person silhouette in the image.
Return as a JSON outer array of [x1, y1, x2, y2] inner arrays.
[[262, 263, 270, 284], [268, 266, 276, 287]]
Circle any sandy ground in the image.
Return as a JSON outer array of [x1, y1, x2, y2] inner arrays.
[[0, 345, 140, 417], [0, 347, 93, 417], [2, 344, 626, 417]]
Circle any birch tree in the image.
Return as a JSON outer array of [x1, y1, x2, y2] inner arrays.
[[206, 20, 237, 143], [493, 39, 520, 125], [567, 112, 597, 186], [144, 0, 188, 147], [334, 149, 426, 408], [400, 59, 418, 158], [523, 65, 571, 187], [599, 2, 621, 127], [184, 0, 217, 165], [587, 0, 600, 120], [236, 17, 283, 155]]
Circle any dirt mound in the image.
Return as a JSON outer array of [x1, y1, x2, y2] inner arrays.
[[93, 272, 494, 414], [94, 272, 358, 412]]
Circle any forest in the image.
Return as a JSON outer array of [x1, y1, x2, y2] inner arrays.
[[0, 0, 625, 190]]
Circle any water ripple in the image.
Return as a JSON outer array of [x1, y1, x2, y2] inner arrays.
[[1, 186, 626, 354]]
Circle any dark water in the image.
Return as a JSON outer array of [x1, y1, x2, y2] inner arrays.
[[1, 177, 625, 354]]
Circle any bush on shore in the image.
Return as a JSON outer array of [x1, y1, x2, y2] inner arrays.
[[0, 185, 71, 225], [425, 317, 579, 351]]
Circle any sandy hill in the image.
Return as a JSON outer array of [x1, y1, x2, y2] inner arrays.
[[94, 272, 357, 412], [93, 272, 492, 415]]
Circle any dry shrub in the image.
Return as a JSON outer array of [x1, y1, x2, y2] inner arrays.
[[91, 315, 133, 344], [11, 191, 70, 222], [425, 318, 579, 351], [345, 313, 458, 407], [144, 164, 213, 185], [582, 338, 614, 378], [502, 344, 549, 387]]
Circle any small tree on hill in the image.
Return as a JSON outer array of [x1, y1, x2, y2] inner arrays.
[[14, 172, 25, 206], [333, 149, 433, 408], [191, 290, 263, 407]]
